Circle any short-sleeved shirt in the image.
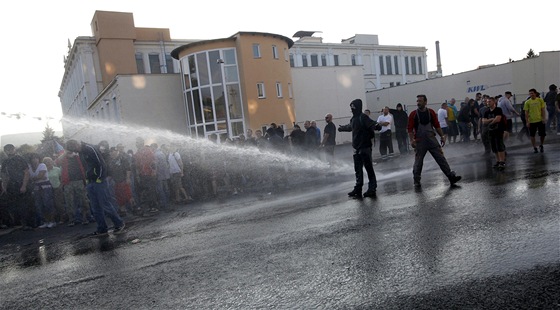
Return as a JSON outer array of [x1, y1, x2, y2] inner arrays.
[[48, 166, 61, 188], [484, 107, 505, 133], [1, 155, 28, 184], [437, 108, 448, 128], [29, 163, 49, 183], [323, 122, 336, 146], [377, 114, 393, 132], [448, 105, 458, 121], [523, 97, 545, 123]]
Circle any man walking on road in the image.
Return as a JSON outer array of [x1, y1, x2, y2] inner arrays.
[[407, 95, 462, 188], [524, 88, 547, 153], [338, 99, 381, 198]]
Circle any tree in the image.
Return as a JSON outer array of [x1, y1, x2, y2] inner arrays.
[[41, 123, 57, 143], [525, 49, 538, 59]]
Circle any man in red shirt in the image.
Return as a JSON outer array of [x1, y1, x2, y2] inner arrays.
[[134, 137, 159, 215], [408, 95, 462, 188]]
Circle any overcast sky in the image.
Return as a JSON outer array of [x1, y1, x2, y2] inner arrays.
[[0, 0, 557, 137]]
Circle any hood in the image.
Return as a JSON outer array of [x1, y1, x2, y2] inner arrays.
[[350, 99, 363, 116]]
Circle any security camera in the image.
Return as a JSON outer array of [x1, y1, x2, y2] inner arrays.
[[217, 59, 224, 64]]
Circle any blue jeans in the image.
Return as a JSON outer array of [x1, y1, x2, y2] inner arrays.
[[33, 184, 54, 224], [86, 180, 124, 233], [156, 179, 170, 210]]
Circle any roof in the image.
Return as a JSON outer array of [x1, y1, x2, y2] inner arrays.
[[171, 31, 294, 59]]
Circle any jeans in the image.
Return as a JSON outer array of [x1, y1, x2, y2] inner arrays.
[[458, 122, 471, 142], [546, 106, 556, 131], [86, 180, 124, 233], [156, 179, 170, 210], [33, 184, 54, 225]]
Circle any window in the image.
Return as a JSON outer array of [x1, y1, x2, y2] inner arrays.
[[272, 45, 279, 59], [379, 56, 385, 75], [165, 54, 174, 73], [302, 54, 308, 67], [351, 55, 356, 66], [333, 55, 339, 66], [418, 57, 423, 74], [289, 54, 294, 67], [149, 54, 161, 74], [411, 57, 417, 74], [405, 56, 410, 74], [311, 54, 318, 67], [394, 56, 399, 75], [321, 54, 327, 66], [257, 83, 266, 98], [386, 55, 392, 75], [288, 83, 293, 99], [276, 82, 283, 98], [253, 44, 261, 58], [135, 53, 145, 74]]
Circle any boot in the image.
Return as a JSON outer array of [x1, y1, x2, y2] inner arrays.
[[347, 188, 362, 198]]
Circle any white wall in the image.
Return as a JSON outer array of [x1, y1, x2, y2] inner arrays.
[[366, 51, 560, 113], [291, 66, 366, 144]]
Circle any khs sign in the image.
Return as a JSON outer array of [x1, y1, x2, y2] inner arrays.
[[467, 85, 486, 93]]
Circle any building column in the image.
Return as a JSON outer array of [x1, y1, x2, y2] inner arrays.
[[400, 50, 406, 84], [373, 50, 381, 89]]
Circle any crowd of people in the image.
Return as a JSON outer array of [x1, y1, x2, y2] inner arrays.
[[1, 86, 558, 232]]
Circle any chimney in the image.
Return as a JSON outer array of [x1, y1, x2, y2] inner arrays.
[[436, 41, 442, 77]]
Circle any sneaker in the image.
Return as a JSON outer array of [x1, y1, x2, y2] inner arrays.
[[449, 175, 462, 185], [347, 188, 362, 198], [67, 222, 75, 227], [493, 162, 500, 169], [413, 180, 421, 187], [497, 162, 506, 171], [534, 147, 538, 153], [47, 222, 56, 228], [38, 223, 48, 229], [149, 208, 159, 213], [91, 231, 108, 237], [539, 145, 544, 153], [113, 223, 126, 234], [363, 189, 376, 197]]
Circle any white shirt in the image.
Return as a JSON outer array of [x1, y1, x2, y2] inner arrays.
[[168, 152, 182, 174], [29, 163, 49, 183], [437, 108, 448, 128], [377, 114, 393, 133]]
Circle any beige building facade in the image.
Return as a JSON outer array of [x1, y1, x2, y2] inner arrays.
[[171, 32, 296, 141]]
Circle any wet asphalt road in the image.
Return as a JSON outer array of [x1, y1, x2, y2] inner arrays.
[[1, 137, 559, 309]]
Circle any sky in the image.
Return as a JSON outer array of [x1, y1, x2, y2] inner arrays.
[[0, 0, 557, 139]]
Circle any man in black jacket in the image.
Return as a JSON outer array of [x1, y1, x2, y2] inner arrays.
[[66, 140, 125, 236], [389, 103, 409, 154], [338, 99, 381, 198]]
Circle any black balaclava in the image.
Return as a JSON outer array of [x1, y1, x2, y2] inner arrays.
[[350, 99, 363, 116]]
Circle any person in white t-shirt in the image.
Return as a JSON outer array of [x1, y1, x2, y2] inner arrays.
[[28, 153, 56, 228], [163, 144, 191, 204], [437, 102, 449, 140], [377, 106, 394, 159]]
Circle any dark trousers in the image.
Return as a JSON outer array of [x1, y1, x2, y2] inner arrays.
[[413, 144, 453, 182], [353, 147, 377, 190], [480, 127, 491, 153], [379, 131, 394, 156], [395, 128, 409, 154]]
